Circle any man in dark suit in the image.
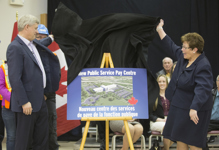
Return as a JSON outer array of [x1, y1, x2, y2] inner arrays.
[[7, 14, 59, 150]]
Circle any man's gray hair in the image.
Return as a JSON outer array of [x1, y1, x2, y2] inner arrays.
[[18, 14, 39, 31], [162, 57, 173, 64]]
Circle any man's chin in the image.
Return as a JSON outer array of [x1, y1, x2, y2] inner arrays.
[[31, 36, 36, 41]]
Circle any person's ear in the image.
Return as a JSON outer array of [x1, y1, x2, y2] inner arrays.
[[24, 24, 29, 31], [192, 47, 198, 53]]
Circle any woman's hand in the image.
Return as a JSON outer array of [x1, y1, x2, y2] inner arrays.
[[157, 19, 164, 30], [156, 19, 166, 40], [189, 109, 199, 125]]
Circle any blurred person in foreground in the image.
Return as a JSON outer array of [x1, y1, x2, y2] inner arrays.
[[156, 19, 213, 149]]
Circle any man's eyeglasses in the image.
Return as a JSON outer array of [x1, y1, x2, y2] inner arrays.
[[182, 46, 191, 50]]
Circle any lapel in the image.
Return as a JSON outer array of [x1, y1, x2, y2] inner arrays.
[[15, 36, 39, 66], [184, 52, 205, 71]]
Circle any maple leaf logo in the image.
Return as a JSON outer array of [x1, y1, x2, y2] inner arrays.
[[56, 66, 67, 97], [128, 97, 138, 106]]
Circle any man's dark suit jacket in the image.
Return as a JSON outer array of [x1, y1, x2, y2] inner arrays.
[[7, 36, 60, 112]]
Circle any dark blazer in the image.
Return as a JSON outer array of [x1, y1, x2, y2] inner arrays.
[[161, 35, 213, 111], [7, 36, 59, 112], [36, 37, 60, 94], [149, 96, 165, 122]]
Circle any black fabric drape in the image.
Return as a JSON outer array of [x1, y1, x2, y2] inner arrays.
[[48, 0, 218, 80], [52, 2, 160, 113]]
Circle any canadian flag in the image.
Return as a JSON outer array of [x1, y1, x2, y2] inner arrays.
[[11, 22, 81, 136], [11, 21, 18, 42]]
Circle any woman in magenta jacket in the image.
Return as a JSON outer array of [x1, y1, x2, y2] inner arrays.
[[0, 61, 16, 150]]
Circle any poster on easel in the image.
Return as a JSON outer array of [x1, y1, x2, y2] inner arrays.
[[67, 68, 148, 120]]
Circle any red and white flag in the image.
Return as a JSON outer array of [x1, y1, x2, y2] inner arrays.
[[11, 21, 18, 42], [48, 42, 81, 136]]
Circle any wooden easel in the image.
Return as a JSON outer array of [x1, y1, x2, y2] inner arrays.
[[80, 53, 135, 150]]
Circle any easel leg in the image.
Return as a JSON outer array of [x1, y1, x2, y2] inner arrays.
[[80, 121, 90, 150], [124, 120, 134, 150], [105, 120, 109, 150]]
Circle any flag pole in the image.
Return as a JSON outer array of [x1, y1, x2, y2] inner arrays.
[[16, 11, 18, 21]]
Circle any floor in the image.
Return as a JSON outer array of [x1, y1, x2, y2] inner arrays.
[[73, 136, 219, 150], [2, 136, 219, 150]]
